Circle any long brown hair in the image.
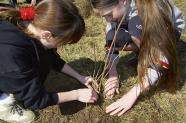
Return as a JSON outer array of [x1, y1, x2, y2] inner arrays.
[[136, 0, 178, 92], [0, 0, 85, 44]]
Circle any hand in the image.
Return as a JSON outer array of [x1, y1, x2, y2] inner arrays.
[[104, 77, 119, 99], [106, 86, 139, 116], [77, 89, 98, 103], [80, 76, 98, 90], [31, 0, 36, 6]]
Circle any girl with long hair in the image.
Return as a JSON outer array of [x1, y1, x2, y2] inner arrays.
[[89, 0, 185, 116], [0, 0, 98, 122]]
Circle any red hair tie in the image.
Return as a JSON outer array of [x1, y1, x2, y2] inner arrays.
[[21, 7, 35, 21]]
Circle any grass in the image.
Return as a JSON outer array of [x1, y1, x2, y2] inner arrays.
[[0, 0, 186, 123]]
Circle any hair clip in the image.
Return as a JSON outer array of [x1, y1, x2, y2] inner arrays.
[[20, 7, 35, 21]]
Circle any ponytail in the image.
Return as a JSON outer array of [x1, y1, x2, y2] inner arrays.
[[0, 7, 22, 26]]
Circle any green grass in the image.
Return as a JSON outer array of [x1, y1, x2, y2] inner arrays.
[[0, 0, 185, 123]]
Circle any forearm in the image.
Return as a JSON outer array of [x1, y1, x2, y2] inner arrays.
[[61, 63, 83, 82], [57, 89, 98, 104], [111, 35, 140, 52], [134, 78, 150, 97], [134, 67, 161, 97], [131, 35, 140, 49], [57, 90, 77, 104], [109, 63, 118, 77], [114, 42, 139, 52]]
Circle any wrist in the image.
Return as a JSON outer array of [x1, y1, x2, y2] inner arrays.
[[131, 86, 141, 97], [57, 90, 78, 104], [109, 76, 119, 80], [134, 84, 142, 95], [77, 75, 85, 84], [109, 73, 119, 79], [73, 90, 78, 101], [109, 73, 119, 78], [109, 64, 118, 77], [109, 68, 118, 77]]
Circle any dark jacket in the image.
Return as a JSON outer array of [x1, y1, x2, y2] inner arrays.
[[0, 20, 65, 109]]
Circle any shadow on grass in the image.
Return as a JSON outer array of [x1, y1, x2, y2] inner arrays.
[[44, 53, 138, 115], [44, 41, 186, 115], [176, 39, 186, 90]]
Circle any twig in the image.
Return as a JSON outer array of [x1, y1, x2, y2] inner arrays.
[[97, 13, 127, 94]]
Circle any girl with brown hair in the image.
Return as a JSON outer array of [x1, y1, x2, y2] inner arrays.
[[0, 0, 98, 122], [89, 0, 185, 116]]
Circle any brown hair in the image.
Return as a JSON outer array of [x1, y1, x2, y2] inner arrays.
[[136, 0, 178, 92], [88, 0, 132, 9], [88, 0, 119, 9], [0, 0, 85, 44]]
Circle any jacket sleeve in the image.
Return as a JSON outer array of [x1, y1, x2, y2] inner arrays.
[[49, 49, 66, 72], [168, 0, 185, 33], [0, 45, 58, 110]]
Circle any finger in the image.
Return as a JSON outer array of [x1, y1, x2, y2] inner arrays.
[[88, 96, 98, 103], [106, 103, 120, 113], [93, 80, 99, 88], [110, 88, 115, 97], [105, 86, 112, 98], [86, 76, 93, 81], [105, 89, 115, 98], [118, 108, 129, 117], [91, 97, 98, 101], [104, 82, 117, 92], [86, 77, 95, 85], [92, 91, 98, 99], [106, 90, 112, 99], [105, 80, 118, 88], [105, 84, 119, 93], [87, 84, 93, 90], [106, 100, 120, 110], [87, 100, 95, 103], [116, 88, 120, 94], [104, 86, 116, 95], [110, 106, 124, 116]]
